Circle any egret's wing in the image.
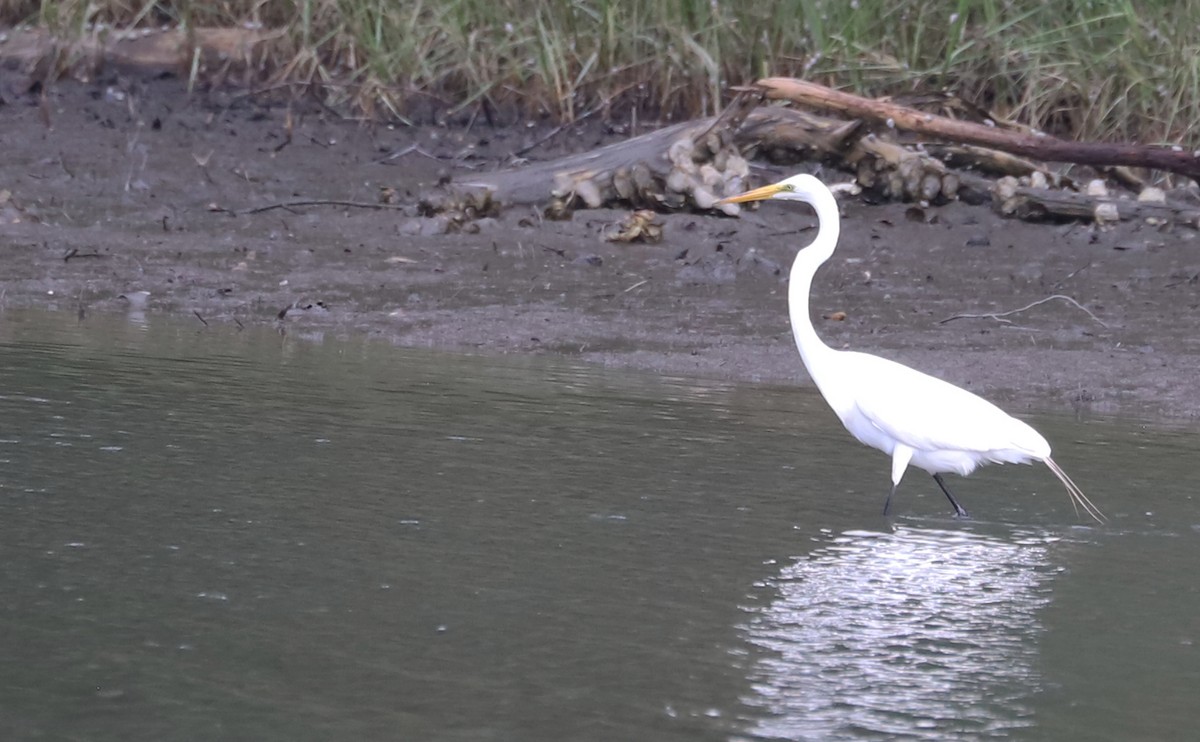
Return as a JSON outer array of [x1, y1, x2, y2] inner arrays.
[[846, 353, 1046, 456]]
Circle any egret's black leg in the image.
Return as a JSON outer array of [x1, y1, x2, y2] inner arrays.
[[933, 473, 970, 518], [883, 483, 897, 516]]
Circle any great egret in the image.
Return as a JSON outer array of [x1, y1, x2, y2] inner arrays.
[[716, 174, 1104, 522]]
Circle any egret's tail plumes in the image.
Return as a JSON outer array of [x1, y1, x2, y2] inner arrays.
[[1044, 457, 1105, 523]]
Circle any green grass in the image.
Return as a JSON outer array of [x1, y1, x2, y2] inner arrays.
[[2, 0, 1197, 144]]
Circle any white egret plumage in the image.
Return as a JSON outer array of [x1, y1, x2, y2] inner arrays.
[[717, 174, 1104, 522]]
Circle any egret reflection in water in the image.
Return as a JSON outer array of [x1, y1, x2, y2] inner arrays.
[[740, 526, 1061, 740]]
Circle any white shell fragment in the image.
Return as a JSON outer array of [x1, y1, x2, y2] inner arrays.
[[724, 154, 749, 179], [940, 173, 959, 199], [1093, 202, 1120, 223], [829, 182, 862, 197], [692, 187, 717, 210], [995, 176, 1020, 202], [665, 170, 693, 194], [667, 138, 694, 166], [575, 179, 602, 208], [1137, 186, 1166, 203]]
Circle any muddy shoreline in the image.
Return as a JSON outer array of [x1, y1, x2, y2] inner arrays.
[[2, 72, 1198, 421]]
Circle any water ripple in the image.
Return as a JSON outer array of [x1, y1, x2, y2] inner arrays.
[[740, 526, 1057, 740]]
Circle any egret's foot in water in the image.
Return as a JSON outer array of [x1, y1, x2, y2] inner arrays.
[[933, 473, 970, 518]]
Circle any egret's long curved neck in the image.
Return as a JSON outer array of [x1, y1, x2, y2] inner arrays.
[[789, 187, 841, 375]]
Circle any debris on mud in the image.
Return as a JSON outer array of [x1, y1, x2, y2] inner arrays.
[[413, 78, 1200, 233], [603, 210, 664, 244]]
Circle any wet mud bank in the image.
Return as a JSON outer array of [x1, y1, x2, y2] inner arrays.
[[2, 71, 1198, 420]]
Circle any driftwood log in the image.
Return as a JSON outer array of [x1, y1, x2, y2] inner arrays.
[[755, 77, 1200, 183], [986, 175, 1200, 225], [432, 100, 863, 215], [431, 96, 753, 217]]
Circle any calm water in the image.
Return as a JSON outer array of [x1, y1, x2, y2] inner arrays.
[[1, 310, 1197, 741]]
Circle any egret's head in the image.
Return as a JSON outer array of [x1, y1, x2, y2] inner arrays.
[[716, 173, 825, 206]]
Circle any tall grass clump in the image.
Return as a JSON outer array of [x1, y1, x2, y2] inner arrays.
[[1, 0, 1196, 144]]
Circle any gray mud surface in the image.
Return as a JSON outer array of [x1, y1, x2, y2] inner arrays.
[[2, 71, 1198, 420]]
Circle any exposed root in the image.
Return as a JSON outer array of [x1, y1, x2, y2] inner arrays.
[[938, 294, 1109, 328], [1044, 457, 1106, 523], [219, 199, 411, 216]]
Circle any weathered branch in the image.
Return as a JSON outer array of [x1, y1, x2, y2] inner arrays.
[[987, 178, 1200, 226], [439, 105, 862, 211], [939, 294, 1108, 328], [755, 77, 1200, 182], [921, 143, 1071, 186]]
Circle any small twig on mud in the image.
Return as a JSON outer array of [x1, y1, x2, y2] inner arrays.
[[193, 150, 216, 185], [218, 199, 410, 216], [58, 152, 75, 178], [373, 144, 446, 164], [939, 294, 1109, 328], [193, 310, 209, 327], [274, 106, 294, 154], [63, 248, 104, 262], [1165, 271, 1200, 289], [1054, 261, 1092, 289], [623, 279, 650, 293], [513, 102, 606, 158]]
